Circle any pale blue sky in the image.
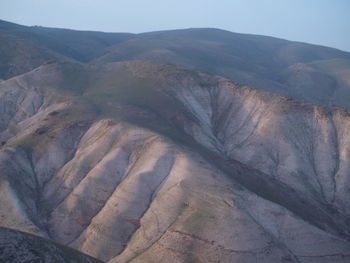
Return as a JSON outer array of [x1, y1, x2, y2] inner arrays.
[[0, 0, 349, 51]]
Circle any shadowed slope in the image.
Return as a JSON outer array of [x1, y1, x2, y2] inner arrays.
[[0, 20, 134, 79], [0, 227, 102, 263]]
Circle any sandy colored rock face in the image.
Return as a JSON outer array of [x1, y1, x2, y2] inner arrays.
[[0, 62, 350, 263]]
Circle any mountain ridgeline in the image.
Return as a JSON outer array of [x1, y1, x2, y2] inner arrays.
[[1, 19, 350, 110], [1, 20, 350, 263]]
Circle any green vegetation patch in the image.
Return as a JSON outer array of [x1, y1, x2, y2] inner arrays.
[[58, 62, 92, 95], [82, 63, 193, 143]]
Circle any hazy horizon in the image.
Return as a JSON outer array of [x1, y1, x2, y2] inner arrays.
[[1, 0, 349, 52]]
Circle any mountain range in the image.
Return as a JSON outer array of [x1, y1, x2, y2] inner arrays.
[[1, 19, 350, 263]]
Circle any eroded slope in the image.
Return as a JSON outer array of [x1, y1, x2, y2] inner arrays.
[[0, 62, 350, 263]]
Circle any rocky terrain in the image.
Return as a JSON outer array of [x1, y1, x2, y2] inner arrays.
[[0, 61, 350, 263], [0, 227, 102, 263], [1, 20, 350, 263]]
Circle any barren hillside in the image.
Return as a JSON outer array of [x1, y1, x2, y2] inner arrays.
[[0, 61, 350, 262]]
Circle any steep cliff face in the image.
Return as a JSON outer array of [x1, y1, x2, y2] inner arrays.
[[0, 61, 350, 262]]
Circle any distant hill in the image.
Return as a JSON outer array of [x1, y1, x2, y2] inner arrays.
[[0, 19, 134, 78], [96, 28, 350, 109], [1, 20, 350, 110]]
